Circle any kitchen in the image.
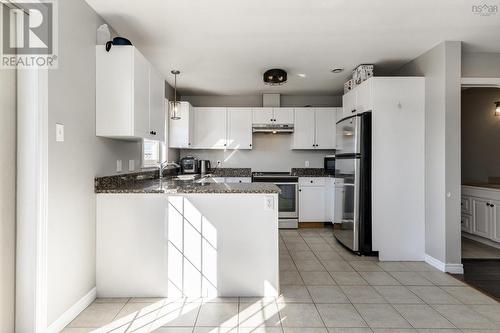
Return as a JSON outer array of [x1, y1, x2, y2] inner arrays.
[[5, 1, 500, 332]]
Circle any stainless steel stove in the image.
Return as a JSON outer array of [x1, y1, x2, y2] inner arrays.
[[252, 172, 298, 229]]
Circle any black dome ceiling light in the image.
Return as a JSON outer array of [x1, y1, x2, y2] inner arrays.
[[263, 68, 287, 85]]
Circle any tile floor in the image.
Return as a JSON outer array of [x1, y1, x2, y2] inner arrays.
[[63, 228, 500, 333]]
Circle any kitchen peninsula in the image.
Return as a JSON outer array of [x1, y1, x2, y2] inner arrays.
[[95, 170, 280, 298]]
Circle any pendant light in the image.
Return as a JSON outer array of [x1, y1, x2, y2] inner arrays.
[[495, 101, 500, 117], [170, 70, 181, 120]]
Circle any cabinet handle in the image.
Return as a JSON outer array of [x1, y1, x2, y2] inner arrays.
[[298, 189, 302, 192], [249, 144, 252, 147], [310, 180, 313, 183], [352, 109, 356, 113]]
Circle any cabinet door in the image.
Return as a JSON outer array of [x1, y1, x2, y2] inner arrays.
[[299, 186, 326, 222], [292, 108, 316, 149], [315, 108, 337, 149], [193, 107, 227, 149], [169, 102, 192, 148], [355, 79, 373, 113], [461, 214, 471, 233], [227, 108, 252, 150], [472, 198, 491, 238], [252, 108, 274, 124], [342, 90, 356, 119], [149, 69, 165, 142], [274, 108, 294, 124], [490, 200, 500, 242], [133, 49, 151, 138]]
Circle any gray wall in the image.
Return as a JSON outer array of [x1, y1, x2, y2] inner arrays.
[[46, 0, 146, 324], [180, 133, 333, 172], [462, 52, 500, 77], [182, 94, 342, 107], [0, 47, 16, 332], [179, 94, 339, 170], [462, 88, 500, 183], [394, 41, 462, 266]]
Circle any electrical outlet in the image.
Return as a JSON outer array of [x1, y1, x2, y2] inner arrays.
[[129, 160, 135, 171], [265, 196, 274, 210], [305, 160, 310, 167], [56, 123, 64, 142], [116, 160, 122, 172]]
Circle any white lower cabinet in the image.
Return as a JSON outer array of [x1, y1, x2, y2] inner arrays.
[[462, 186, 500, 244], [299, 177, 327, 222]]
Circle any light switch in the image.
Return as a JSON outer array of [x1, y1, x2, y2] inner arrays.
[[129, 160, 135, 171], [305, 160, 310, 167], [56, 123, 64, 142], [116, 160, 122, 172], [265, 196, 274, 210]]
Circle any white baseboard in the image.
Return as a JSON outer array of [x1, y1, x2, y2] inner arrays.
[[46, 287, 96, 333], [425, 254, 464, 274]]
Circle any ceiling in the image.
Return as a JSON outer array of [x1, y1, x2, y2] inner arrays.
[[85, 0, 500, 95]]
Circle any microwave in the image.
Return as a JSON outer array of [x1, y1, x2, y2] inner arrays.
[[324, 155, 335, 175]]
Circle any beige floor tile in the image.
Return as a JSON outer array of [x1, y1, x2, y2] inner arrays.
[[278, 303, 325, 328], [350, 261, 384, 272], [328, 329, 373, 333], [417, 272, 464, 286], [290, 250, 317, 260], [459, 330, 500, 333], [471, 304, 500, 324], [94, 297, 130, 303], [416, 329, 461, 333], [307, 286, 350, 304], [432, 305, 497, 329], [201, 297, 238, 303], [392, 304, 454, 329], [317, 303, 368, 328], [372, 330, 417, 333], [440, 287, 497, 305], [153, 327, 194, 333], [406, 286, 461, 305], [196, 302, 238, 327], [316, 251, 344, 261], [114, 301, 164, 331], [373, 286, 423, 304], [194, 327, 238, 333], [331, 272, 368, 286], [67, 302, 124, 328], [354, 304, 411, 328], [359, 272, 401, 286], [240, 327, 283, 333], [340, 286, 387, 304], [403, 262, 438, 272], [278, 285, 313, 303], [154, 301, 201, 327], [295, 259, 326, 272], [281, 270, 305, 285], [323, 260, 356, 272], [310, 243, 334, 251], [301, 271, 336, 285], [239, 297, 277, 304], [377, 262, 413, 272], [61, 329, 96, 333], [239, 301, 281, 328], [389, 272, 433, 286], [280, 259, 298, 271], [285, 328, 327, 333]]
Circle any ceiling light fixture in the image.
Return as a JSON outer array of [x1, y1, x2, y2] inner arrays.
[[170, 70, 181, 120], [331, 68, 344, 74], [297, 73, 307, 78], [495, 101, 500, 116], [263, 69, 287, 85]]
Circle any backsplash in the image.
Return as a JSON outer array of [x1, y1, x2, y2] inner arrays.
[[180, 133, 333, 172]]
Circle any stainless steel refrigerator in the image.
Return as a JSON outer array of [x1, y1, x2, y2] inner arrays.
[[334, 112, 374, 255]]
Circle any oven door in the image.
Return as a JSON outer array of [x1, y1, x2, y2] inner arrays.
[[275, 183, 298, 219]]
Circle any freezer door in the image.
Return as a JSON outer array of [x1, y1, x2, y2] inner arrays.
[[334, 157, 360, 251], [336, 116, 361, 155]]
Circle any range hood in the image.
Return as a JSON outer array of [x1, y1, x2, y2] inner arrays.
[[252, 123, 294, 133]]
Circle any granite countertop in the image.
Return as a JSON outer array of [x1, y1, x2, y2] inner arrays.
[[95, 172, 280, 194], [291, 168, 332, 177], [209, 168, 252, 177]]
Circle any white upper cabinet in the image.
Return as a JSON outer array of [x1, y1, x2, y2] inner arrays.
[[292, 108, 316, 149], [315, 108, 337, 149], [274, 108, 294, 124], [292, 108, 338, 150], [342, 79, 373, 120], [342, 90, 356, 119], [227, 108, 253, 150], [192, 107, 227, 149], [96, 45, 164, 141], [169, 102, 194, 148], [252, 108, 274, 124]]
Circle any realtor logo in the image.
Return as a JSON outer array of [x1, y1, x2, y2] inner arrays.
[[1, 0, 58, 68], [472, 3, 498, 16]]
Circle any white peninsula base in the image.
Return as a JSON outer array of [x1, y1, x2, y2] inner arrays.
[[96, 193, 279, 298]]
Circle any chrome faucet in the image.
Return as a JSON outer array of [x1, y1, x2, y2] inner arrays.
[[159, 161, 180, 181]]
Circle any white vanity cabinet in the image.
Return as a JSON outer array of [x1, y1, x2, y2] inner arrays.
[[462, 185, 500, 245], [96, 45, 165, 141]]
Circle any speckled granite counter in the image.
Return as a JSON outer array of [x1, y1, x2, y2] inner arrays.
[[291, 168, 332, 177], [209, 168, 252, 177], [95, 172, 279, 194]]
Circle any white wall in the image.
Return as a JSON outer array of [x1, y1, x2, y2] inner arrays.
[[180, 133, 333, 172], [461, 88, 500, 183], [462, 52, 500, 77], [179, 94, 339, 170], [0, 48, 16, 332], [45, 0, 148, 325], [394, 41, 462, 268]]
